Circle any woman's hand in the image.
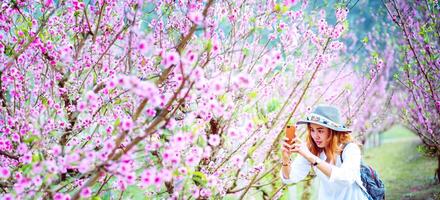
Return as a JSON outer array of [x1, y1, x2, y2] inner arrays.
[[282, 137, 312, 158], [281, 137, 294, 163]]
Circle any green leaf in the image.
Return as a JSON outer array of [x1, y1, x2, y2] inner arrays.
[[281, 5, 289, 13], [192, 171, 207, 187], [371, 51, 379, 59], [218, 94, 228, 104], [24, 134, 40, 145], [41, 96, 48, 107], [243, 48, 250, 56], [267, 98, 281, 113], [93, 71, 98, 85], [125, 185, 145, 199], [205, 39, 213, 52], [32, 152, 42, 162], [112, 118, 121, 135], [247, 91, 258, 100], [196, 135, 207, 147], [20, 164, 33, 174], [361, 36, 369, 44], [91, 196, 102, 200], [343, 20, 349, 32], [274, 3, 281, 12], [249, 17, 256, 23], [344, 83, 353, 91], [247, 139, 264, 157]]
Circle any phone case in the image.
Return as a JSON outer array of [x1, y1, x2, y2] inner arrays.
[[285, 125, 296, 144]]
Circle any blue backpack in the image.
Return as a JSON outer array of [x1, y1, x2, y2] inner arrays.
[[341, 143, 385, 200]]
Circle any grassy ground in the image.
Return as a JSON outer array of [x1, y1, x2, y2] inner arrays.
[[363, 125, 440, 200]]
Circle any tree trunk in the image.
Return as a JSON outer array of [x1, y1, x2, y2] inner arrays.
[[436, 153, 440, 183]]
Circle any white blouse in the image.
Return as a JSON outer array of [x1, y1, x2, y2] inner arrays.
[[280, 143, 368, 200]]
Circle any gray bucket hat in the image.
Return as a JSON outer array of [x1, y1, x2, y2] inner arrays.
[[296, 105, 351, 132]]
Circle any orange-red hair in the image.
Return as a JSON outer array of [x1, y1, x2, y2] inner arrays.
[[306, 124, 353, 164]]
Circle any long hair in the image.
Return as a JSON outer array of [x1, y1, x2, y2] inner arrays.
[[306, 124, 353, 164]]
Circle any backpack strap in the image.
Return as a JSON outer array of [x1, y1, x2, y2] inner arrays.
[[339, 142, 372, 200], [368, 165, 375, 180], [340, 142, 349, 163]]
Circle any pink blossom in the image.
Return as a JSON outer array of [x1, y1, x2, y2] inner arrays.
[[160, 168, 172, 182], [11, 133, 20, 142], [51, 145, 62, 156], [161, 51, 180, 68], [86, 91, 98, 103], [178, 167, 187, 175], [133, 80, 159, 99], [188, 11, 204, 25], [138, 40, 151, 54], [202, 146, 212, 158], [185, 155, 199, 167], [329, 41, 344, 51], [207, 175, 218, 187], [106, 78, 117, 89], [190, 186, 200, 198], [76, 101, 87, 112], [80, 187, 92, 198], [145, 107, 156, 117], [228, 128, 240, 138], [103, 139, 115, 152], [22, 152, 32, 164], [121, 118, 134, 131], [140, 168, 155, 187], [45, 0, 54, 7], [153, 173, 163, 188], [78, 160, 91, 173], [211, 39, 221, 55], [336, 7, 349, 22], [53, 193, 64, 200], [233, 74, 253, 89], [208, 135, 220, 146], [200, 188, 212, 197], [125, 172, 136, 185], [283, 0, 298, 7], [117, 178, 127, 191], [185, 50, 197, 64], [0, 167, 10, 178], [232, 155, 244, 168], [1, 194, 14, 200]]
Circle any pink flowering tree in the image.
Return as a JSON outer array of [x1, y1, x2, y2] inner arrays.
[[0, 0, 393, 199], [382, 0, 440, 182]]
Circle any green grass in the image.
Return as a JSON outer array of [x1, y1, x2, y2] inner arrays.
[[379, 125, 415, 142], [364, 125, 440, 200]]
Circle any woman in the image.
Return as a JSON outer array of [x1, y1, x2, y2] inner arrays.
[[280, 105, 369, 200]]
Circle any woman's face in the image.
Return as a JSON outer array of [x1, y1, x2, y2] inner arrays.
[[309, 123, 332, 148]]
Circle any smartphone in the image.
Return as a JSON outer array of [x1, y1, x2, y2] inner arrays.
[[285, 125, 296, 144]]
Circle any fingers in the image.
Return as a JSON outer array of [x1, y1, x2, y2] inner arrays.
[[291, 137, 304, 144], [282, 143, 301, 153], [284, 136, 303, 143]]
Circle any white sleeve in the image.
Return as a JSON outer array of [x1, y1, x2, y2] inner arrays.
[[280, 155, 311, 184], [329, 143, 361, 185]]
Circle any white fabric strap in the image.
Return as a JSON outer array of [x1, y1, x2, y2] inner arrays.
[[309, 113, 342, 128], [355, 179, 371, 199]]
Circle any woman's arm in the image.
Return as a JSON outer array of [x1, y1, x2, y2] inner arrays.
[[281, 139, 292, 179], [280, 138, 311, 184], [300, 151, 332, 177], [291, 139, 361, 184]]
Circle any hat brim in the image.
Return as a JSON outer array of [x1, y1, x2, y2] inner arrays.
[[296, 120, 352, 133]]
